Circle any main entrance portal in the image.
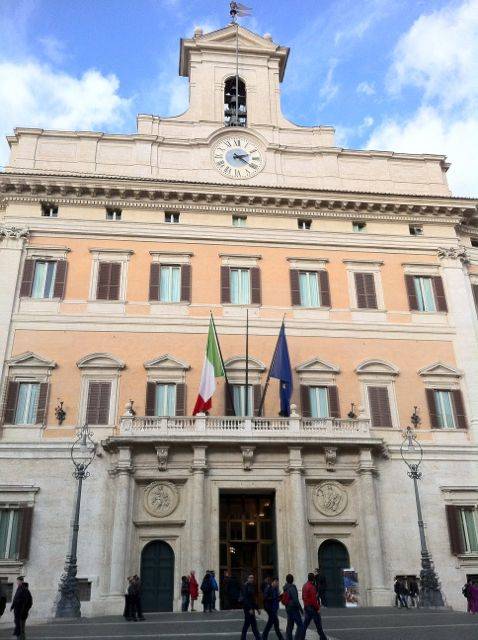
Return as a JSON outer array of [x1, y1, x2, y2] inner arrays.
[[219, 493, 277, 608], [140, 540, 174, 612]]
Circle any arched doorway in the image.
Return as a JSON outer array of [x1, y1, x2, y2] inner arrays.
[[318, 539, 350, 608], [140, 540, 174, 612]]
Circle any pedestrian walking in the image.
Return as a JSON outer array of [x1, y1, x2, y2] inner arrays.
[[201, 571, 214, 613], [302, 573, 328, 640], [189, 570, 199, 611], [224, 572, 241, 609], [314, 567, 327, 607], [409, 578, 419, 607], [240, 574, 261, 640], [11, 577, 32, 640], [262, 577, 284, 640], [394, 578, 408, 608], [210, 570, 219, 610], [281, 574, 304, 640], [463, 579, 473, 613], [131, 575, 145, 621], [181, 576, 190, 612], [123, 577, 133, 620], [468, 580, 478, 614]]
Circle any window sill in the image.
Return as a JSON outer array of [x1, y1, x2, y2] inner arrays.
[[87, 300, 126, 314], [292, 307, 330, 321], [19, 298, 60, 314], [351, 309, 387, 323], [222, 305, 260, 318], [149, 302, 189, 316], [411, 311, 448, 325]]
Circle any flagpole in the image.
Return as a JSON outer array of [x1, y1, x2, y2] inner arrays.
[[211, 313, 236, 416], [245, 308, 249, 416], [258, 317, 286, 416], [235, 21, 239, 126]]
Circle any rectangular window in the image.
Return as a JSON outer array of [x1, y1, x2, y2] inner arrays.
[[460, 509, 478, 553], [471, 239, 478, 248], [14, 383, 40, 425], [154, 383, 176, 416], [165, 212, 180, 223], [354, 272, 378, 309], [159, 266, 181, 303], [353, 221, 366, 233], [31, 261, 57, 299], [299, 271, 320, 307], [41, 203, 58, 217], [434, 390, 456, 428], [230, 268, 251, 304], [368, 386, 393, 427], [0, 509, 20, 560], [86, 381, 111, 425], [409, 225, 423, 236], [232, 215, 247, 227], [309, 387, 329, 418], [232, 385, 253, 417], [413, 276, 436, 312], [106, 208, 122, 221], [298, 219, 311, 230], [96, 262, 121, 301]]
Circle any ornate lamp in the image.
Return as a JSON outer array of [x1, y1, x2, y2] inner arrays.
[[55, 424, 96, 618]]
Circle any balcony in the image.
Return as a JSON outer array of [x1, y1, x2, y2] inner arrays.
[[115, 415, 381, 446]]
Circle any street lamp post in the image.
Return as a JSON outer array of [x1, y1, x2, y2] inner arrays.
[[400, 412, 444, 607], [55, 423, 96, 618]]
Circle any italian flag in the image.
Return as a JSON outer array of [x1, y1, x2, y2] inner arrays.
[[193, 318, 224, 415]]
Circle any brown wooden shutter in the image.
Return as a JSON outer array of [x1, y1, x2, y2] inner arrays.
[[96, 263, 110, 300], [20, 259, 35, 297], [300, 385, 311, 418], [17, 507, 34, 561], [432, 276, 448, 312], [86, 381, 111, 424], [445, 505, 465, 555], [3, 381, 19, 424], [472, 284, 478, 316], [290, 270, 301, 306], [251, 267, 261, 305], [108, 263, 121, 301], [426, 388, 440, 429], [35, 382, 49, 425], [354, 272, 377, 309], [181, 264, 191, 303], [405, 275, 419, 311], [368, 386, 392, 427], [328, 386, 340, 418], [53, 260, 67, 299], [225, 384, 234, 416], [452, 390, 467, 429], [318, 270, 331, 307], [149, 263, 160, 301], [176, 383, 186, 416], [221, 267, 230, 304], [253, 385, 262, 416], [145, 382, 156, 416]]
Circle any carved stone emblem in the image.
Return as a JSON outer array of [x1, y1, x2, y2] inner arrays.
[[144, 481, 179, 518], [313, 481, 347, 517], [437, 246, 469, 264], [0, 225, 29, 240]]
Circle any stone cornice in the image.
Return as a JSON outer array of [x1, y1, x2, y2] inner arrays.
[[1, 171, 476, 222]]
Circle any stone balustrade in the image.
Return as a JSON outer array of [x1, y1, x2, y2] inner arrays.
[[118, 414, 372, 440]]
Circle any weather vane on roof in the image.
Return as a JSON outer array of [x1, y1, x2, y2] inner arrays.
[[229, 2, 252, 24]]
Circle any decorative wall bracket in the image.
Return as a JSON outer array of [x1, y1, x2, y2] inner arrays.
[[241, 446, 255, 471], [437, 246, 469, 264], [156, 446, 170, 472], [324, 446, 337, 472]]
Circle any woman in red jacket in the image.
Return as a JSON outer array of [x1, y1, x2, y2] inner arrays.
[[189, 570, 199, 611], [302, 573, 328, 640]]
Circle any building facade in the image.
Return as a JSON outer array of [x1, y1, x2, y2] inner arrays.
[[1, 23, 478, 617]]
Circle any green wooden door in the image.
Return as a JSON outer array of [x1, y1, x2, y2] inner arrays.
[[140, 541, 174, 612], [318, 540, 350, 608]]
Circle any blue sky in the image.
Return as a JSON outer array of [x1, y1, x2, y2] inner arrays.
[[0, 0, 477, 195]]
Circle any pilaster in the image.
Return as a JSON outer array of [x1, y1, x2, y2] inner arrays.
[[190, 445, 208, 581], [287, 447, 308, 586]]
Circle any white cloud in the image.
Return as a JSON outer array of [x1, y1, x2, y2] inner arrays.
[[0, 60, 131, 167], [356, 81, 375, 96], [318, 60, 339, 109], [38, 36, 66, 64], [366, 0, 478, 196]]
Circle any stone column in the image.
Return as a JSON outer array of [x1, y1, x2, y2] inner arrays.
[[109, 447, 133, 598], [190, 446, 207, 580], [357, 449, 389, 605], [287, 447, 308, 585], [0, 226, 29, 381], [438, 247, 478, 435]]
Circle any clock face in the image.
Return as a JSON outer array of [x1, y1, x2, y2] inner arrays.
[[212, 135, 265, 179]]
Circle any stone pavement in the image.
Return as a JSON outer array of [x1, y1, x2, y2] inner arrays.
[[0, 607, 476, 640]]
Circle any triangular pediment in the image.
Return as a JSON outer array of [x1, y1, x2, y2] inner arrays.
[[8, 352, 56, 369], [144, 354, 190, 371], [77, 353, 125, 370], [418, 362, 462, 377], [198, 25, 277, 51], [224, 356, 265, 372], [296, 357, 340, 374]]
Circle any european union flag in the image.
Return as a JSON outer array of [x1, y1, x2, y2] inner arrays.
[[269, 322, 293, 417]]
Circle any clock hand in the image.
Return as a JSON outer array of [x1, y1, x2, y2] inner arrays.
[[233, 153, 250, 160]]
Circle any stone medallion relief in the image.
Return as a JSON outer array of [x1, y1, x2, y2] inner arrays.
[[313, 481, 348, 517], [144, 481, 179, 518]]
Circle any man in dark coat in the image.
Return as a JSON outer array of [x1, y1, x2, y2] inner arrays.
[[11, 577, 32, 640], [131, 575, 145, 620], [314, 568, 328, 607], [200, 572, 214, 612], [262, 577, 284, 640], [282, 574, 304, 640], [240, 574, 261, 640]]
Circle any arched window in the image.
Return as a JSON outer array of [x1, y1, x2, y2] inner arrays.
[[224, 76, 247, 127]]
